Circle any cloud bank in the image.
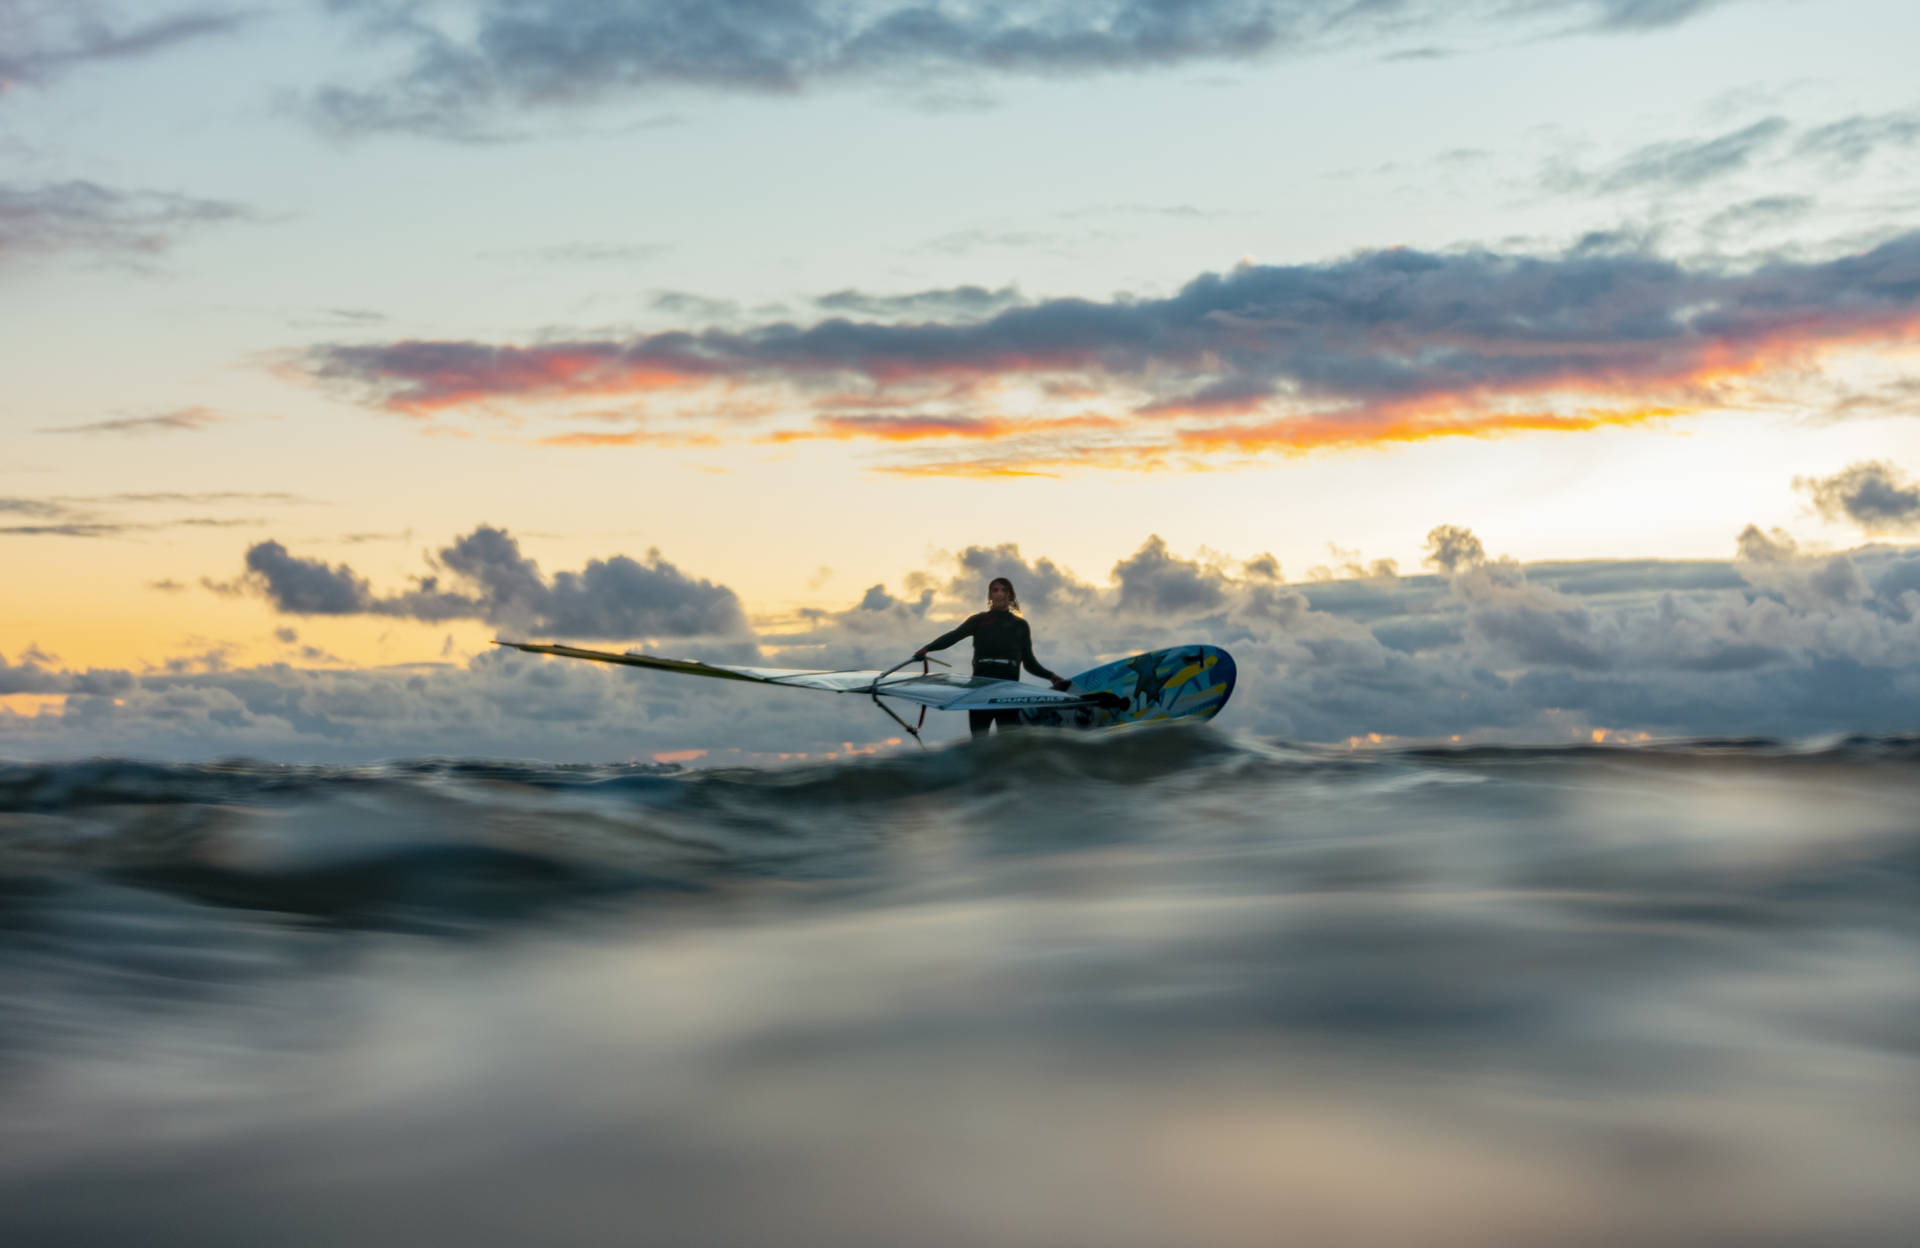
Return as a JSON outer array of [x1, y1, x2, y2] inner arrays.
[[241, 526, 753, 640], [308, 230, 1920, 475], [13, 520, 1918, 763], [305, 0, 1735, 138]]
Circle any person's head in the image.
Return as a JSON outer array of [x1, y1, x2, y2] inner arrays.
[[987, 577, 1020, 612]]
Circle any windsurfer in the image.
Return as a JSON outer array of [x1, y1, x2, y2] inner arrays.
[[915, 577, 1073, 737]]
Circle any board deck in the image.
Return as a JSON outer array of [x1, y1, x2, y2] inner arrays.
[[1019, 644, 1236, 730]]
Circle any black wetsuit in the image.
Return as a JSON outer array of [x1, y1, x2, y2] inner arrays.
[[921, 609, 1063, 736]]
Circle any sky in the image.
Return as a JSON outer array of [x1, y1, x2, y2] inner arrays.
[[4, 0, 1920, 760]]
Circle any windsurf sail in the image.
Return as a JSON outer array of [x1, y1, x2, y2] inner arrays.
[[493, 641, 1118, 746]]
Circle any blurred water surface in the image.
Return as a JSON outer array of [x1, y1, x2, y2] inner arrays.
[[2, 728, 1918, 1245]]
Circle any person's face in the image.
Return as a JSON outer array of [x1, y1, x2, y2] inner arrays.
[[987, 582, 1011, 610]]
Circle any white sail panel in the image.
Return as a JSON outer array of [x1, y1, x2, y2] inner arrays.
[[493, 642, 1088, 711]]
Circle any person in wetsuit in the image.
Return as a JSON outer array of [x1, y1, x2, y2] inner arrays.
[[915, 576, 1073, 737]]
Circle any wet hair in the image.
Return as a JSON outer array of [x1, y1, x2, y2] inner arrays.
[[988, 576, 1020, 612]]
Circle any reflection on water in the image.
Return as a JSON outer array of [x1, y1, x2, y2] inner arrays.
[[3, 731, 1918, 1245]]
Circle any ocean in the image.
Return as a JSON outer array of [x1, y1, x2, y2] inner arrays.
[[2, 727, 1917, 1245]]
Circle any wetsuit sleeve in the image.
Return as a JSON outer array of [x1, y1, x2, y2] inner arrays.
[[920, 613, 980, 654], [1017, 619, 1061, 682]]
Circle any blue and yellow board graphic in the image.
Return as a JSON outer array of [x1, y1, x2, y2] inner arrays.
[[1020, 644, 1236, 730]]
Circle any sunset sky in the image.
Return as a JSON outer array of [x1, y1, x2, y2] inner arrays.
[[5, 0, 1920, 760]]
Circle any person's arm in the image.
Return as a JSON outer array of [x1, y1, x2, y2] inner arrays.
[[914, 613, 979, 659], [1018, 619, 1072, 690]]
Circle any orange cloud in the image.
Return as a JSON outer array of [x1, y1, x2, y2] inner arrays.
[[766, 412, 1121, 444], [306, 233, 1920, 471], [1179, 403, 1688, 453], [875, 443, 1185, 478], [872, 461, 1068, 479], [393, 356, 697, 414], [536, 429, 724, 447]]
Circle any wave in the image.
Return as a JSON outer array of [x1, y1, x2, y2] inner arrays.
[[5, 727, 1919, 935], [4, 726, 1919, 1247], [7, 727, 1920, 812]]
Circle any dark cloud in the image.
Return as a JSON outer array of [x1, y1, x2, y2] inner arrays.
[[0, 4, 248, 92], [0, 652, 68, 695], [304, 1, 1729, 139], [1465, 594, 1610, 670], [308, 230, 1920, 466], [242, 526, 752, 639], [0, 180, 252, 264], [1796, 461, 1920, 535], [1729, 535, 1875, 615], [816, 285, 1025, 320], [1553, 117, 1789, 193], [1435, 548, 1609, 671], [1701, 194, 1814, 239], [1564, 225, 1662, 257], [1802, 555, 1870, 607], [1796, 109, 1920, 168], [1549, 104, 1919, 211], [308, 0, 1289, 137], [1873, 555, 1920, 615], [1296, 577, 1448, 624], [651, 291, 743, 321], [440, 526, 750, 637], [0, 498, 70, 519], [37, 407, 223, 436], [0, 493, 279, 539], [244, 540, 376, 614], [159, 644, 240, 676], [948, 544, 1094, 613], [0, 522, 140, 538], [0, 648, 132, 697], [1370, 616, 1465, 654], [1112, 536, 1228, 615], [1736, 524, 1798, 563], [1586, 0, 1723, 30], [1423, 525, 1485, 573]]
